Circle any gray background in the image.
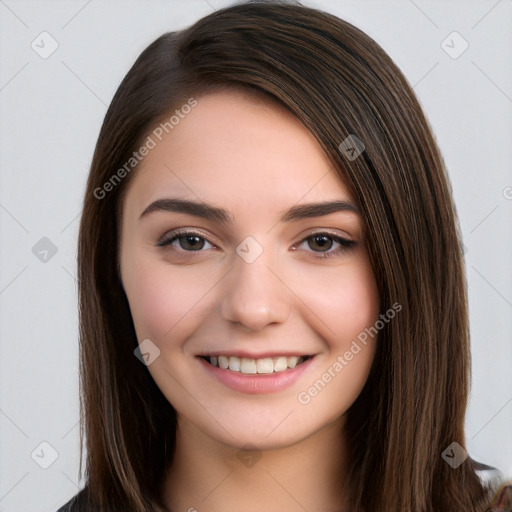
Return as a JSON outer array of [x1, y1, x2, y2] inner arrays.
[[0, 0, 511, 510]]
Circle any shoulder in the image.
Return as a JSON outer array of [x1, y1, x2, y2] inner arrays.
[[55, 487, 136, 512], [56, 496, 76, 512], [55, 487, 97, 512]]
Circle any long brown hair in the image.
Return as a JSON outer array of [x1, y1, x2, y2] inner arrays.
[[73, 1, 495, 510]]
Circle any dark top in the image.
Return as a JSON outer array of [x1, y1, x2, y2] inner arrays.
[[56, 463, 512, 512]]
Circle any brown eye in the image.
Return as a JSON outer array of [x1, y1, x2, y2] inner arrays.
[[175, 234, 206, 251], [296, 232, 356, 259], [307, 234, 334, 252], [157, 230, 214, 252]]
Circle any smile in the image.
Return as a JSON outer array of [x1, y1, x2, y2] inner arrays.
[[203, 355, 311, 374], [198, 353, 315, 394]]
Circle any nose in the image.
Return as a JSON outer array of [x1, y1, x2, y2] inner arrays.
[[219, 251, 291, 332]]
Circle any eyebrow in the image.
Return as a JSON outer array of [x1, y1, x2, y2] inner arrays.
[[139, 198, 359, 223]]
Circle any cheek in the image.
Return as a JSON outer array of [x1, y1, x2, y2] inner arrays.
[[122, 256, 211, 342], [335, 266, 379, 338], [296, 264, 379, 416], [294, 259, 380, 346]]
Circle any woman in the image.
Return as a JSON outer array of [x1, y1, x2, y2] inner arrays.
[[58, 1, 510, 510]]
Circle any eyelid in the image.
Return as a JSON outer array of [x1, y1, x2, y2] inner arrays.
[[299, 227, 353, 241]]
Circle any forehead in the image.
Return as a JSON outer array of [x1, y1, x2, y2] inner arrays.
[[123, 90, 353, 213]]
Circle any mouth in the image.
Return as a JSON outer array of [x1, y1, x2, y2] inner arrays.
[[200, 354, 314, 375]]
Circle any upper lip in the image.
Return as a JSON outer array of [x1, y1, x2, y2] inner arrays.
[[197, 351, 315, 359]]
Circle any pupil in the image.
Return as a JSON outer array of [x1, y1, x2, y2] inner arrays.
[[181, 235, 204, 250], [310, 235, 332, 252]]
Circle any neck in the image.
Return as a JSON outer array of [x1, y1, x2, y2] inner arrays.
[[162, 415, 348, 512]]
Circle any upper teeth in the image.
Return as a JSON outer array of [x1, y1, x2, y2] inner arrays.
[[209, 355, 306, 374]]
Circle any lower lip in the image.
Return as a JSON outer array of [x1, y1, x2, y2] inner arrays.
[[198, 357, 315, 394]]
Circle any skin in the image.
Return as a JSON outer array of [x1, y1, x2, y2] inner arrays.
[[119, 90, 380, 512]]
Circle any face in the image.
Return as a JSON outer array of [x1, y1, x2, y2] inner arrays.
[[119, 90, 380, 450]]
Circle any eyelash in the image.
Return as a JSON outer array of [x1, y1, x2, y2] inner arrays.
[[156, 229, 355, 259]]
